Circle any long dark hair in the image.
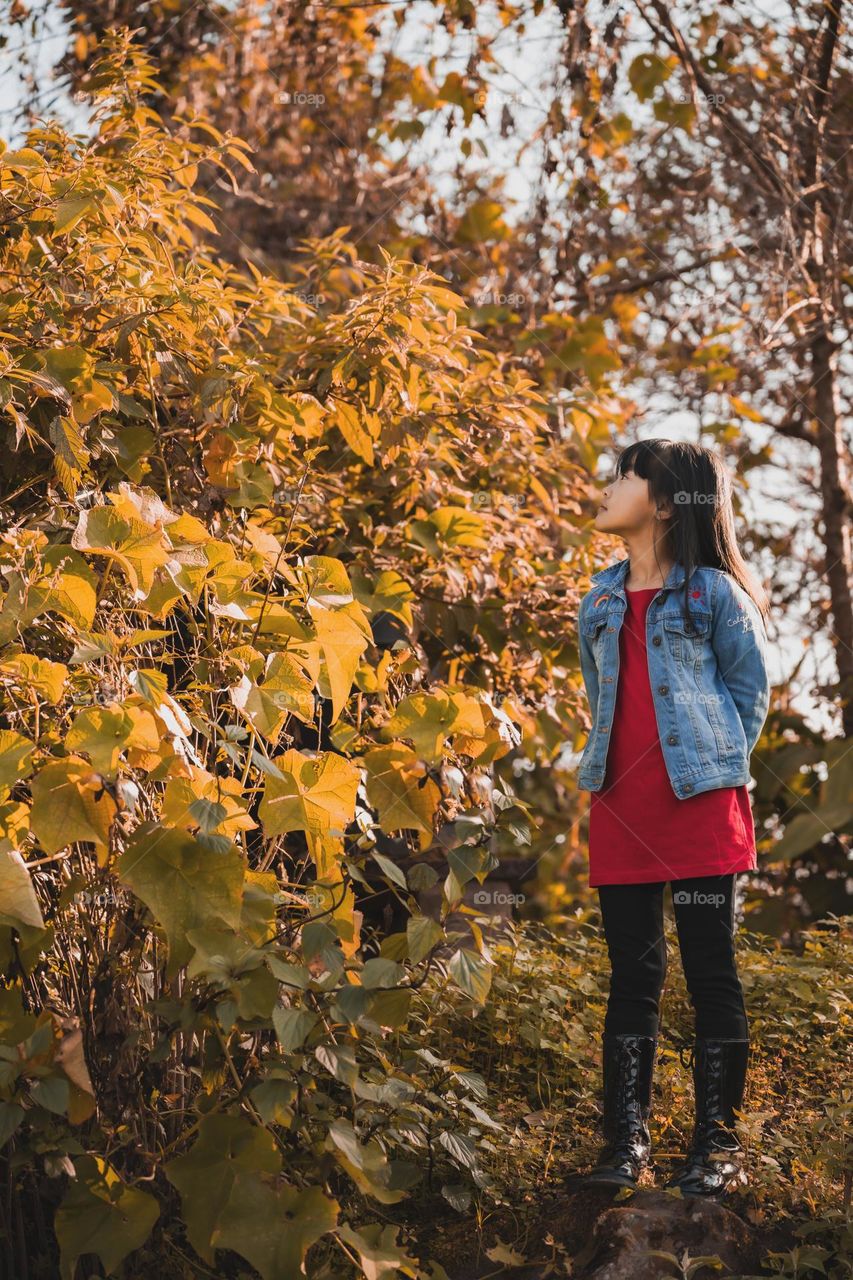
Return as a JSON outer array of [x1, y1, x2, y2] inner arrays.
[[613, 439, 770, 624]]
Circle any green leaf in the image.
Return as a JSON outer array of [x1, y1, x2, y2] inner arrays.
[[164, 1113, 279, 1265], [272, 1005, 318, 1051], [127, 667, 169, 703], [370, 849, 408, 890], [55, 1155, 159, 1280], [406, 914, 444, 964], [30, 1075, 69, 1114], [250, 1074, 297, 1126], [627, 52, 674, 101], [188, 798, 228, 835], [438, 1128, 479, 1170], [773, 804, 853, 860], [184, 926, 264, 984], [0, 844, 44, 930], [117, 824, 245, 976], [364, 987, 412, 1030], [0, 1101, 24, 1147], [325, 1117, 408, 1204], [360, 957, 404, 990], [448, 947, 494, 1005], [216, 1176, 339, 1280], [299, 555, 355, 607], [314, 1042, 359, 1085]]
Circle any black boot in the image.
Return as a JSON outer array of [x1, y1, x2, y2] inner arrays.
[[665, 1037, 749, 1197], [584, 1032, 656, 1188]]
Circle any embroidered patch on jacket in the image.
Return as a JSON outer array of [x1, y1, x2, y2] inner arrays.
[[594, 594, 610, 606], [727, 602, 754, 632]]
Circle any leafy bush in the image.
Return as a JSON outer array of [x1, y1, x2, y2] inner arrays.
[[0, 31, 589, 1279]]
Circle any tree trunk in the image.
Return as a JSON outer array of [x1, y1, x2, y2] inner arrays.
[[810, 330, 853, 734]]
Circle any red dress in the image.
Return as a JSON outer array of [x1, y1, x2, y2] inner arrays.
[[588, 587, 757, 887]]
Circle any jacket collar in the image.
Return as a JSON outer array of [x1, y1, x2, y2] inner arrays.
[[593, 556, 689, 601]]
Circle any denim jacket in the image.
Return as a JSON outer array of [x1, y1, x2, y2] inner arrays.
[[576, 557, 771, 798]]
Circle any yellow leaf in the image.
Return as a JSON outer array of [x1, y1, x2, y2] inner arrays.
[[72, 505, 171, 596], [380, 690, 467, 763], [0, 730, 36, 796], [229, 653, 315, 741], [730, 396, 764, 423], [333, 401, 374, 464], [29, 757, 116, 857], [182, 201, 219, 235], [42, 570, 97, 629], [309, 602, 370, 724], [429, 506, 489, 549], [117, 824, 245, 977], [161, 767, 256, 838], [66, 706, 134, 778], [527, 474, 554, 514], [0, 654, 67, 702], [54, 194, 96, 234], [259, 749, 360, 837], [305, 832, 360, 956], [362, 744, 439, 847]]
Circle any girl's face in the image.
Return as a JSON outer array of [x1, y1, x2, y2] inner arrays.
[[595, 465, 657, 534]]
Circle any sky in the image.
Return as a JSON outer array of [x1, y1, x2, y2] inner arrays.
[[0, 0, 842, 740]]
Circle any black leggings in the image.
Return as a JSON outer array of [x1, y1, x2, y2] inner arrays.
[[597, 874, 749, 1041]]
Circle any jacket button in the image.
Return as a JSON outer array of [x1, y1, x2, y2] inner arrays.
[[658, 684, 669, 695], [683, 783, 694, 794], [652, 635, 662, 646], [667, 735, 678, 745]]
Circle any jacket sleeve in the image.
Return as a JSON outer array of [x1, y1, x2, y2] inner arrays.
[[577, 592, 600, 725], [710, 573, 771, 756]]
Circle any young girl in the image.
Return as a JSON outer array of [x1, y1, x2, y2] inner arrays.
[[574, 439, 771, 1198]]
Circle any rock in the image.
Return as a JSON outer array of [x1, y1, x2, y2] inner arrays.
[[422, 1185, 771, 1279], [570, 1188, 763, 1279]]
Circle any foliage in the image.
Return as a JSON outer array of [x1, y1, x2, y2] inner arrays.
[[0, 31, 596, 1279]]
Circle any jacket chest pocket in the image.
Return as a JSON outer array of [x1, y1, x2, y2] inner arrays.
[[662, 611, 711, 659], [583, 611, 612, 655]]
